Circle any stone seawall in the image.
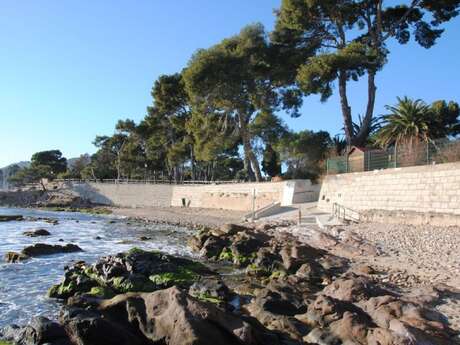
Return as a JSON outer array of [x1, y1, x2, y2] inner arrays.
[[71, 180, 319, 211], [318, 161, 460, 216]]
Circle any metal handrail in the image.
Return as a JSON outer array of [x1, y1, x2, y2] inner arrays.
[[332, 202, 360, 223]]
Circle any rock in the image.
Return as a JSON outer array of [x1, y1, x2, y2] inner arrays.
[[21, 243, 82, 257], [322, 274, 391, 303], [4, 251, 29, 263], [23, 228, 51, 237], [44, 218, 59, 225], [247, 281, 309, 340], [0, 215, 23, 222], [59, 287, 282, 345], [353, 264, 376, 275], [229, 232, 263, 267], [360, 295, 454, 342], [188, 277, 230, 305], [138, 236, 151, 241], [1, 317, 70, 345], [220, 223, 250, 236], [49, 248, 216, 300], [200, 236, 228, 259], [295, 278, 456, 345]]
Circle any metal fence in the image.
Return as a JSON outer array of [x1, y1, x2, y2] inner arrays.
[[53, 178, 254, 185], [326, 138, 460, 175]]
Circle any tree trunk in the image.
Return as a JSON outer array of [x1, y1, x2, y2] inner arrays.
[[354, 70, 377, 146], [239, 120, 262, 182], [244, 156, 255, 181], [190, 146, 196, 181], [338, 70, 354, 146]]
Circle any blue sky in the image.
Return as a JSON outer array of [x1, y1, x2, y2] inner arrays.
[[0, 0, 459, 167]]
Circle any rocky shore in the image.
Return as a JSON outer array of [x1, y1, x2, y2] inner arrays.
[[0, 189, 111, 216], [1, 220, 458, 345]]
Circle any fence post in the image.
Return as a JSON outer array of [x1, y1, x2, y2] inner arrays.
[[426, 141, 430, 165], [251, 188, 256, 222], [394, 145, 398, 168]]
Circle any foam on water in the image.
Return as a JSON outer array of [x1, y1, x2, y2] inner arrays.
[[0, 207, 194, 327]]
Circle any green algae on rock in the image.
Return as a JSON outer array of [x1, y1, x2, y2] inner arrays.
[[49, 248, 216, 300]]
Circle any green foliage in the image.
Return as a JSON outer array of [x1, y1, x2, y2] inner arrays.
[[31, 150, 67, 175], [278, 130, 331, 181], [297, 42, 380, 102], [9, 150, 68, 187], [429, 100, 460, 138], [376, 97, 460, 147], [262, 145, 281, 178], [8, 164, 52, 188], [273, 0, 460, 145], [183, 24, 295, 181]]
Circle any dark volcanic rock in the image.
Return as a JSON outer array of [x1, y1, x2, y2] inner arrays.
[[22, 243, 82, 257], [4, 251, 29, 263], [1, 316, 70, 345], [0, 214, 23, 222], [23, 228, 51, 237]]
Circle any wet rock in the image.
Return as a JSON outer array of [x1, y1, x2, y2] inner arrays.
[[1, 316, 70, 345], [188, 277, 230, 305], [22, 228, 51, 237], [4, 251, 29, 263], [0, 215, 23, 222], [49, 248, 216, 300], [200, 236, 228, 259], [22, 243, 82, 257], [138, 236, 151, 241]]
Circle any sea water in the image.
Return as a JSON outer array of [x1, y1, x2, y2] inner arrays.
[[0, 207, 193, 327]]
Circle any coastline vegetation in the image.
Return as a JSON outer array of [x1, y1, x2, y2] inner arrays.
[[6, 0, 460, 187]]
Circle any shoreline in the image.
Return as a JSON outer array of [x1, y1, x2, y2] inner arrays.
[[1, 206, 459, 343], [110, 206, 248, 229]]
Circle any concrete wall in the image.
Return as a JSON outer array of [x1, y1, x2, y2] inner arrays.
[[318, 162, 460, 215], [72, 183, 173, 208], [71, 179, 319, 211]]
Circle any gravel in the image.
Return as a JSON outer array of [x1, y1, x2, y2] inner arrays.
[[346, 222, 460, 287]]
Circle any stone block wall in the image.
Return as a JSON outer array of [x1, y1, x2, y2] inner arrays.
[[171, 182, 286, 211], [318, 162, 460, 215], [71, 179, 318, 211]]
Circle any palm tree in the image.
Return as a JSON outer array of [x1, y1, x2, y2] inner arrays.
[[376, 97, 432, 149]]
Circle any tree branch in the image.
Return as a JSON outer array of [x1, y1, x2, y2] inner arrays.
[[381, 0, 422, 42]]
